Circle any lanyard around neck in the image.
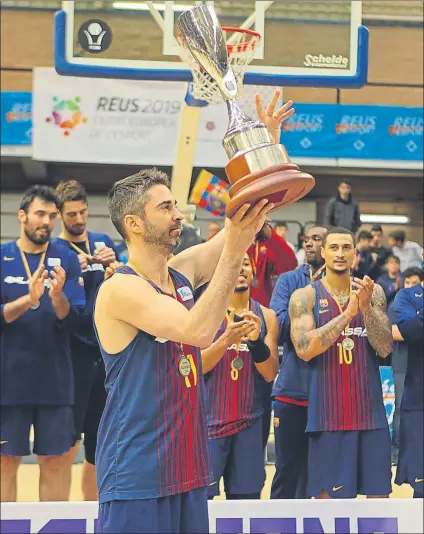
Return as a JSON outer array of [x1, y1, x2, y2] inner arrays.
[[127, 259, 176, 299], [17, 240, 47, 280]]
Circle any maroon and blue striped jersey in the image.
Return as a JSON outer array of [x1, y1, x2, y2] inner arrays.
[[306, 280, 387, 432], [95, 266, 212, 503], [204, 299, 268, 439]]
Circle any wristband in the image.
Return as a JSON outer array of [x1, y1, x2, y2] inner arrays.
[[246, 337, 270, 364]]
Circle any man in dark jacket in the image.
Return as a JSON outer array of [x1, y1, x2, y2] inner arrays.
[[324, 181, 361, 233]]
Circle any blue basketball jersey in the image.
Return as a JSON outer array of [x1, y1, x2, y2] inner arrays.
[[306, 280, 387, 432], [53, 232, 117, 347], [204, 299, 268, 439], [1, 240, 85, 406], [95, 266, 212, 503]]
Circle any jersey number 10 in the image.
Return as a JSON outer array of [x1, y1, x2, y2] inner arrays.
[[337, 343, 353, 365]]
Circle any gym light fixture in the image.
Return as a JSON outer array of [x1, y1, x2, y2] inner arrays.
[[113, 2, 193, 12], [360, 214, 410, 224]]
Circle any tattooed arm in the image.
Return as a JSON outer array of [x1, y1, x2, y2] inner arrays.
[[352, 277, 393, 358], [289, 286, 359, 361], [363, 284, 393, 357]]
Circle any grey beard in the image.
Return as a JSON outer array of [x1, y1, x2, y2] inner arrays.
[[143, 218, 179, 256]]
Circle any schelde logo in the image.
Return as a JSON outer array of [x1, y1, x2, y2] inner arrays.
[[45, 96, 88, 137], [304, 54, 349, 68]]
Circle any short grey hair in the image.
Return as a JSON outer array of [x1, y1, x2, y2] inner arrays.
[[108, 168, 169, 240]]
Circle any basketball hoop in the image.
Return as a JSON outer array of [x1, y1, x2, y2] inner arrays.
[[178, 27, 261, 105]]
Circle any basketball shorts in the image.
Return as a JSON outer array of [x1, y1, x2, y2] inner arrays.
[[0, 405, 74, 456], [207, 416, 266, 498], [395, 410, 424, 498], [308, 427, 392, 498], [96, 487, 208, 534], [271, 400, 308, 499]]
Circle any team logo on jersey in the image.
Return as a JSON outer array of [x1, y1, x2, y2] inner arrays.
[[228, 343, 249, 352], [82, 263, 105, 273], [4, 276, 51, 288], [177, 286, 193, 302], [319, 299, 328, 308], [274, 417, 280, 428], [343, 327, 367, 337], [78, 277, 84, 286], [47, 257, 61, 267]]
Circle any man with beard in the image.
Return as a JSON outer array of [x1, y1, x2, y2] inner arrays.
[[52, 180, 118, 500], [94, 168, 273, 533], [0, 186, 85, 502], [270, 225, 327, 499], [202, 253, 278, 501], [289, 227, 393, 499]]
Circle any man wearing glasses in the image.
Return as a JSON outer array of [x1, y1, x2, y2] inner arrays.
[[269, 226, 328, 499]]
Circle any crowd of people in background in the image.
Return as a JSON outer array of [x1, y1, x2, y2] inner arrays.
[[1, 177, 423, 517]]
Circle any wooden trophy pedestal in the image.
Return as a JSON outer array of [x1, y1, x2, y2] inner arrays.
[[225, 145, 315, 219]]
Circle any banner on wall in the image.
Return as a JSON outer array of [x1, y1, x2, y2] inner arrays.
[[32, 68, 423, 165], [1, 92, 32, 145], [32, 68, 188, 166], [2, 499, 423, 533], [283, 104, 423, 161]]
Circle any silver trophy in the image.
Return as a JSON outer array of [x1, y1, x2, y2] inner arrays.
[[177, 5, 315, 217]]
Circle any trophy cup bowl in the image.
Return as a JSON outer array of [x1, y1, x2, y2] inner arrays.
[[177, 6, 315, 218]]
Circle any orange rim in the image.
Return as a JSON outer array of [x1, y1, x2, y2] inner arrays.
[[178, 26, 261, 55]]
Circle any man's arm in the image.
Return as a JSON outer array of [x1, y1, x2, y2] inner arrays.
[[2, 264, 48, 324], [255, 307, 279, 382], [394, 288, 424, 345], [201, 320, 257, 374], [96, 202, 273, 349], [54, 254, 85, 323], [289, 286, 357, 361], [269, 272, 293, 344], [392, 324, 404, 341], [169, 93, 295, 288], [2, 296, 33, 325], [168, 228, 226, 289], [361, 283, 393, 358]]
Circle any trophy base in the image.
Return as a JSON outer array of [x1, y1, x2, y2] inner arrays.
[[224, 145, 315, 219]]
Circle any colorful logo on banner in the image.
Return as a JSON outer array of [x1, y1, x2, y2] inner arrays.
[[189, 170, 230, 217], [45, 96, 88, 136], [1, 92, 32, 145]]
